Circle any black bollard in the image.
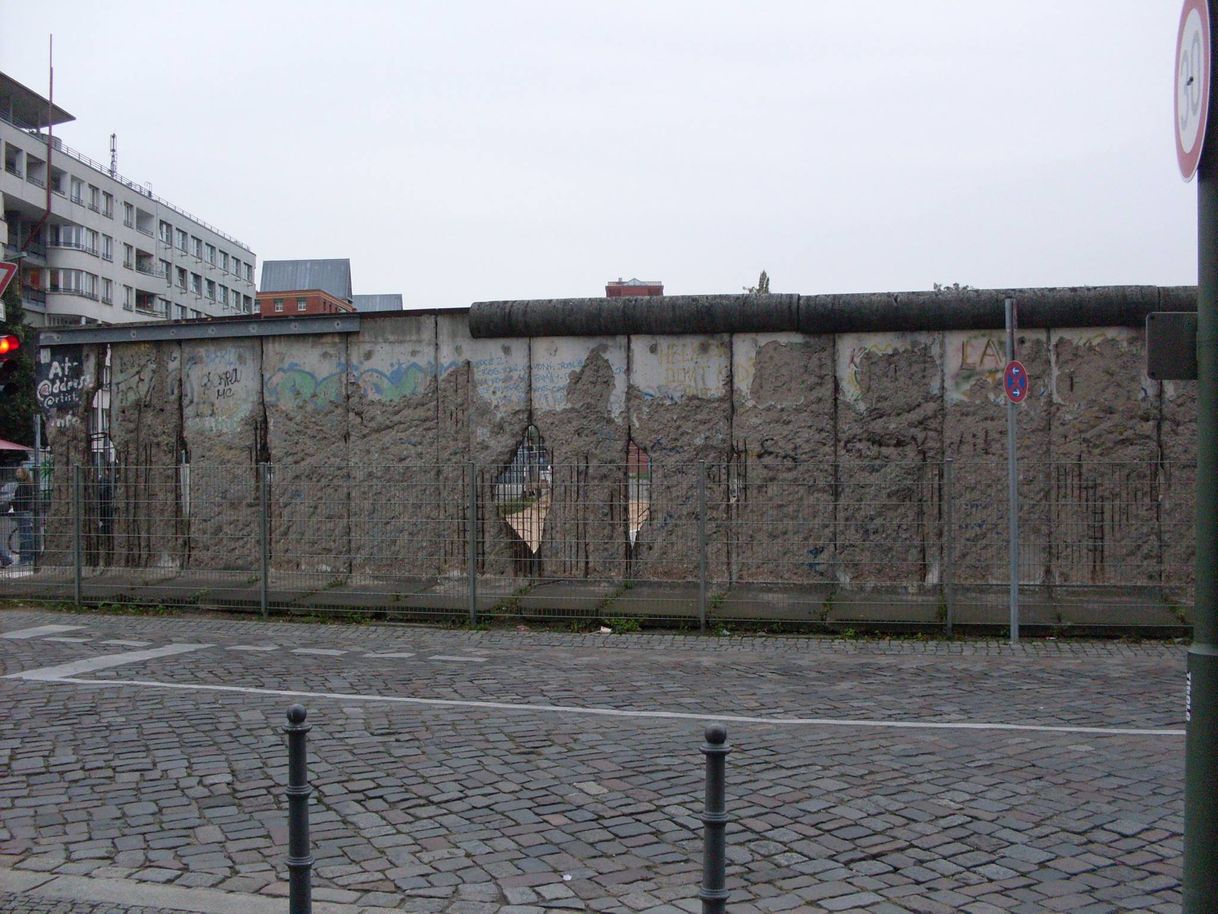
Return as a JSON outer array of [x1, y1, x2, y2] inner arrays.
[[284, 705, 313, 914], [699, 723, 730, 913]]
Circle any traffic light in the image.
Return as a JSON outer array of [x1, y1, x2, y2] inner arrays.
[[0, 335, 21, 396]]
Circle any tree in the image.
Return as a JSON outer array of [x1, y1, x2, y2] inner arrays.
[[744, 270, 771, 294], [0, 280, 37, 447]]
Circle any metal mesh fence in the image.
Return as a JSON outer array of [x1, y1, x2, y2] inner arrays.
[[0, 459, 1195, 630]]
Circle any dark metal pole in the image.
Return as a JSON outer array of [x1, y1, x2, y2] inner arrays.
[[284, 705, 313, 914], [943, 457, 954, 636], [697, 462, 708, 633], [1185, 5, 1218, 905], [1005, 297, 1020, 644], [72, 464, 82, 605], [699, 724, 730, 914], [258, 463, 269, 619], [468, 462, 478, 625]]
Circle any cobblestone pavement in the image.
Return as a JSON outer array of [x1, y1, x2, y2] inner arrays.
[[0, 607, 1186, 913], [0, 892, 193, 914]]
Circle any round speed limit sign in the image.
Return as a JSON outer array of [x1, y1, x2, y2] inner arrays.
[[1176, 0, 1211, 181]]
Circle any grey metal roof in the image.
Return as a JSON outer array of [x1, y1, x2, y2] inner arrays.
[[353, 294, 404, 312], [260, 259, 352, 301]]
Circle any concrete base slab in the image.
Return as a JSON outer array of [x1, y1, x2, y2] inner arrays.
[[599, 583, 700, 619], [518, 580, 622, 615]]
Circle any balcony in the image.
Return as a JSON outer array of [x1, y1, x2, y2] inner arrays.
[[26, 174, 44, 189], [47, 240, 99, 256], [4, 163, 21, 179]]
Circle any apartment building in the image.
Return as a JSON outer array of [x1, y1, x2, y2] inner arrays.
[[0, 71, 256, 327]]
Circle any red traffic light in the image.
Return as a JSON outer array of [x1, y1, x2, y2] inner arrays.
[[0, 335, 17, 357]]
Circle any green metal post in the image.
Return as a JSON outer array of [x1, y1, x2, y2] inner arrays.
[[1185, 4, 1218, 906]]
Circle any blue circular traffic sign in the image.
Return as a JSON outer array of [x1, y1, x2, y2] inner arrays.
[[1004, 360, 1029, 403]]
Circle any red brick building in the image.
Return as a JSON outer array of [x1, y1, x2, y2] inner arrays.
[[606, 277, 663, 297], [257, 288, 353, 318]]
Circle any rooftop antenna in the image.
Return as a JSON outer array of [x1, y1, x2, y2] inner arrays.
[[110, 133, 117, 177]]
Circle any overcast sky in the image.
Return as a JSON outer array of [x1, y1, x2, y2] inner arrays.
[[0, 2, 1196, 308]]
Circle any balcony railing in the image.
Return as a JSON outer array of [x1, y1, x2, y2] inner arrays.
[[4, 163, 21, 178], [48, 288, 100, 302], [135, 263, 157, 275], [26, 174, 45, 189], [23, 288, 47, 305], [47, 240, 99, 256]]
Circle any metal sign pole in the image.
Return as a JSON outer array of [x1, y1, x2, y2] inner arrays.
[[1005, 297, 1020, 645], [1185, 3, 1218, 905]]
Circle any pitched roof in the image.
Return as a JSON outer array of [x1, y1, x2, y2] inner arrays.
[[259, 259, 352, 302], [353, 294, 404, 312]]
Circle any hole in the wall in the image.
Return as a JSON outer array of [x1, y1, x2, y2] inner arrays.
[[627, 439, 651, 546], [494, 425, 552, 555]]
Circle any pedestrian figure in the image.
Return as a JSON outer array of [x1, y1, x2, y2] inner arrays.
[[12, 467, 35, 565]]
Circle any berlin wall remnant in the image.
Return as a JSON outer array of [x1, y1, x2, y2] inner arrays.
[[37, 285, 1200, 618]]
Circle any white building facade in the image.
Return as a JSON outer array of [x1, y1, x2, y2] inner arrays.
[[0, 72, 256, 327]]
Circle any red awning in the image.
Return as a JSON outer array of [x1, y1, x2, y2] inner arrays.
[[0, 439, 32, 451]]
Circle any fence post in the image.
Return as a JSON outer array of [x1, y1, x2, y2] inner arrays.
[[943, 457, 954, 636], [72, 464, 83, 606], [284, 705, 313, 914], [698, 462, 708, 633], [32, 461, 42, 569], [468, 462, 478, 625], [258, 463, 270, 619], [699, 724, 730, 914]]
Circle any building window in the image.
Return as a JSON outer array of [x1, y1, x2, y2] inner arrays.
[[88, 185, 100, 212], [218, 286, 228, 307], [273, 299, 284, 313], [158, 220, 172, 244], [159, 259, 171, 282], [123, 244, 134, 269], [176, 267, 187, 289], [245, 264, 253, 283], [219, 251, 229, 272], [296, 297, 307, 311], [190, 236, 202, 259], [70, 177, 84, 204], [123, 285, 134, 310], [123, 202, 135, 227], [191, 273, 202, 295], [175, 228, 188, 251], [206, 279, 216, 300], [101, 235, 113, 261], [101, 278, 113, 305], [102, 192, 114, 217], [205, 243, 216, 265]]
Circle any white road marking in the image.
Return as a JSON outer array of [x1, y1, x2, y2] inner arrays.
[[228, 645, 278, 652], [6, 644, 211, 681], [101, 640, 152, 647], [43, 637, 92, 643], [291, 648, 347, 656], [1, 624, 85, 640], [364, 651, 415, 659], [429, 655, 488, 663], [17, 673, 1185, 738]]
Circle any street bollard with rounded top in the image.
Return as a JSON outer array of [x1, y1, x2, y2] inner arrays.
[[284, 704, 313, 914], [699, 723, 730, 913]]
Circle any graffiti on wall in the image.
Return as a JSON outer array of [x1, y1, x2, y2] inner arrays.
[[184, 347, 259, 435], [630, 337, 728, 402], [836, 333, 941, 410]]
